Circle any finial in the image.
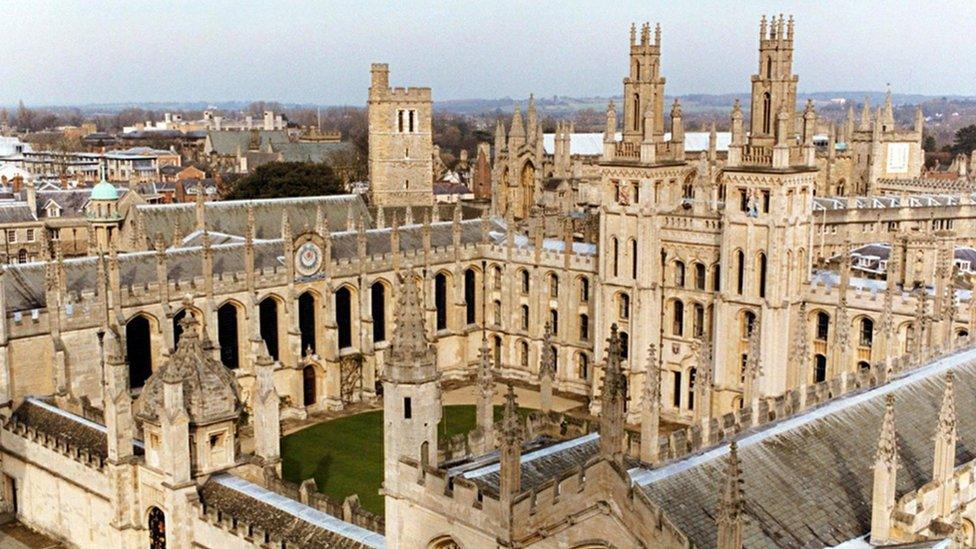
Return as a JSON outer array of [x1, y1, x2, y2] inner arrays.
[[875, 394, 898, 468], [937, 370, 956, 440]]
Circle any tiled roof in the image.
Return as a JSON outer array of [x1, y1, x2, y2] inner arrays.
[[273, 142, 354, 163], [635, 348, 976, 548], [206, 130, 288, 156], [200, 475, 383, 548], [8, 398, 108, 459]]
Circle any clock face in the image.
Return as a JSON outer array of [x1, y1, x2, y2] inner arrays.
[[295, 241, 323, 276]]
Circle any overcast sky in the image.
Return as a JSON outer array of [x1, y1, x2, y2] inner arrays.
[[3, 1, 973, 106]]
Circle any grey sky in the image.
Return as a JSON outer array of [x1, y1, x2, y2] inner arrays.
[[3, 1, 973, 106]]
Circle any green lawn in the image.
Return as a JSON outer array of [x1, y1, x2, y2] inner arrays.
[[282, 404, 491, 515]]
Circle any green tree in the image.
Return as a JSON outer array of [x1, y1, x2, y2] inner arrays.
[[950, 124, 976, 155], [225, 162, 345, 200], [922, 134, 937, 152]]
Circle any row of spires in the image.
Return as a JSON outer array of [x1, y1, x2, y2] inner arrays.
[[629, 22, 661, 47], [759, 14, 794, 42]]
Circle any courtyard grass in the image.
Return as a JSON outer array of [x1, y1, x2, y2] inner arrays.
[[281, 404, 488, 515]]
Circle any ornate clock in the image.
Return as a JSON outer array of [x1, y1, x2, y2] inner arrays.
[[295, 241, 323, 276]]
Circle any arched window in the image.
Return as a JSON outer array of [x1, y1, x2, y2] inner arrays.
[[520, 269, 530, 294], [712, 263, 721, 291], [428, 535, 462, 549], [579, 277, 590, 302], [302, 365, 316, 406], [549, 309, 559, 336], [688, 367, 697, 410], [619, 293, 630, 319], [371, 283, 386, 342], [148, 507, 166, 548], [633, 93, 641, 131], [675, 261, 685, 287], [619, 331, 629, 359], [298, 292, 316, 355], [757, 253, 767, 298], [578, 353, 589, 380], [493, 336, 502, 368], [260, 297, 282, 359], [548, 273, 559, 297], [217, 302, 239, 369], [816, 312, 829, 341], [693, 303, 705, 338], [435, 273, 448, 331], [672, 370, 682, 408], [126, 315, 153, 389], [762, 91, 772, 134], [736, 251, 745, 295], [172, 309, 187, 348], [519, 340, 529, 368], [17, 249, 26, 264], [672, 300, 684, 336], [333, 289, 351, 350], [631, 238, 638, 279], [695, 263, 706, 290], [742, 310, 756, 338], [520, 305, 529, 330], [857, 361, 871, 371], [464, 269, 477, 325], [493, 299, 501, 326], [611, 238, 619, 277], [813, 354, 827, 383], [492, 265, 502, 289], [579, 314, 589, 341], [859, 318, 874, 348]]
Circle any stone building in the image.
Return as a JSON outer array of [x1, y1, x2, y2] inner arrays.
[[1, 14, 976, 548]]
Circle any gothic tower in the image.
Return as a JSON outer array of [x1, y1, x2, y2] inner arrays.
[[383, 268, 443, 547], [748, 15, 797, 146], [622, 22, 665, 145], [367, 63, 434, 207]]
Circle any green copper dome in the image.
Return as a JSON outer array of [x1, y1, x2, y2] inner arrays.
[[90, 179, 119, 200]]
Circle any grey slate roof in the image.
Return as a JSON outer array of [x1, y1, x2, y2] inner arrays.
[[273, 141, 354, 163], [137, 194, 371, 241], [199, 477, 377, 548], [35, 190, 90, 218], [0, 203, 36, 223], [8, 398, 108, 459], [206, 130, 288, 156], [635, 350, 976, 549]]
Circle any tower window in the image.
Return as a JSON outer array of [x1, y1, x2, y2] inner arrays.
[[762, 92, 772, 134], [404, 397, 412, 419]]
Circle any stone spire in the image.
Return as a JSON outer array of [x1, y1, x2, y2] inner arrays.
[[640, 343, 660, 463], [539, 322, 555, 414], [494, 119, 507, 152], [384, 268, 438, 382], [509, 104, 525, 142], [526, 94, 537, 142], [716, 442, 744, 549], [933, 371, 956, 517], [882, 89, 895, 129], [860, 97, 872, 131], [870, 394, 898, 544], [475, 336, 495, 441], [599, 324, 626, 463], [498, 384, 523, 502]]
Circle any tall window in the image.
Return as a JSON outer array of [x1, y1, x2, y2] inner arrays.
[[860, 318, 874, 347], [520, 269, 530, 294], [736, 251, 745, 295], [675, 261, 685, 287], [813, 354, 827, 383], [757, 253, 767, 298], [579, 277, 590, 302], [435, 273, 448, 330], [493, 300, 501, 326], [261, 297, 281, 359], [521, 305, 529, 330], [519, 340, 529, 368], [816, 312, 829, 341], [619, 293, 630, 319], [464, 269, 477, 325], [672, 301, 684, 336], [631, 239, 638, 279], [333, 290, 350, 350], [579, 314, 589, 341], [762, 92, 772, 134], [695, 263, 706, 290], [578, 353, 589, 380], [371, 283, 386, 342], [549, 309, 559, 336], [619, 331, 629, 359], [548, 273, 558, 297], [693, 303, 705, 338], [298, 292, 316, 355], [672, 370, 682, 408]]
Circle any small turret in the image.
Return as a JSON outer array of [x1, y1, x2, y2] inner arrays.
[[870, 394, 898, 544], [716, 442, 745, 549], [599, 324, 626, 463]]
